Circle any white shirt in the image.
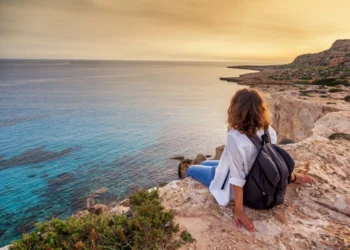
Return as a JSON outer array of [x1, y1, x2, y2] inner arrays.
[[209, 126, 277, 206]]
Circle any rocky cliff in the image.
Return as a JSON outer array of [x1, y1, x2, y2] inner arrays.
[[221, 39, 350, 86], [82, 84, 350, 250], [259, 84, 350, 142], [293, 39, 350, 67], [156, 86, 350, 250], [6, 85, 346, 250], [67, 84, 350, 250]]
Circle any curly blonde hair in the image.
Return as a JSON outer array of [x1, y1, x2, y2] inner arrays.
[[227, 88, 271, 136]]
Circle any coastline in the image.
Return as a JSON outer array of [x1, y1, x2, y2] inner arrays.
[[220, 39, 350, 87], [3, 83, 350, 250], [220, 64, 294, 86], [3, 50, 350, 248], [66, 81, 350, 250]]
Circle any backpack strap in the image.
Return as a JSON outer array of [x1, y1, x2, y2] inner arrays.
[[248, 127, 271, 149], [248, 134, 263, 149], [264, 128, 271, 143]]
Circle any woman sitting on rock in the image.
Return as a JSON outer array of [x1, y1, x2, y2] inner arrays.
[[187, 88, 315, 232]]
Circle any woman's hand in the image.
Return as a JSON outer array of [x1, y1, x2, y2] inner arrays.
[[232, 185, 255, 232], [293, 173, 316, 184], [234, 210, 255, 232]]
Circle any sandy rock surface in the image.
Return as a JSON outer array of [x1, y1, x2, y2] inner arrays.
[[159, 140, 350, 250]]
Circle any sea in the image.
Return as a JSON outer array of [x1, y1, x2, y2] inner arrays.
[[0, 60, 255, 246]]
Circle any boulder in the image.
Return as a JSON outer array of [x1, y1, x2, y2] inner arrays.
[[193, 153, 206, 165], [110, 205, 130, 216], [86, 196, 95, 209], [88, 204, 109, 215], [72, 210, 89, 218], [178, 159, 193, 179], [92, 187, 109, 196], [214, 145, 225, 160], [169, 155, 185, 161]]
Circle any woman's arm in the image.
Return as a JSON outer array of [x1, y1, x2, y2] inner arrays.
[[233, 185, 255, 232]]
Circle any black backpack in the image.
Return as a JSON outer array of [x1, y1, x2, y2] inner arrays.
[[222, 130, 295, 210]]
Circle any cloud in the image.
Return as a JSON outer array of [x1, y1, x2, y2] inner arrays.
[[0, 0, 350, 61]]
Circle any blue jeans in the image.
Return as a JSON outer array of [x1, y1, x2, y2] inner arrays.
[[186, 160, 220, 187]]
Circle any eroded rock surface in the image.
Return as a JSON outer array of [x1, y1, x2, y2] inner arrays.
[[159, 138, 350, 250], [260, 84, 350, 141]]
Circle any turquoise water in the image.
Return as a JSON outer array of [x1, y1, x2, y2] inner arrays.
[[0, 60, 252, 246]]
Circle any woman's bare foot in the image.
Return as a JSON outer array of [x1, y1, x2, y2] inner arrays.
[[294, 173, 316, 184]]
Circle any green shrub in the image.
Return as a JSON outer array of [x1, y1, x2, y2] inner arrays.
[[312, 78, 349, 86], [279, 138, 295, 145], [10, 189, 186, 250], [329, 133, 350, 141], [299, 90, 311, 96], [293, 81, 310, 85], [299, 92, 309, 97], [328, 88, 343, 93], [345, 96, 350, 102], [180, 230, 195, 244], [320, 95, 328, 98], [300, 75, 312, 80]]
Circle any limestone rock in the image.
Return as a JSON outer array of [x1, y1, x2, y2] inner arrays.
[[72, 209, 89, 218], [170, 155, 185, 161], [193, 154, 206, 165], [92, 187, 109, 196], [88, 204, 109, 215], [178, 159, 193, 179], [311, 110, 350, 139], [293, 39, 350, 67], [110, 205, 130, 216], [87, 196, 95, 209], [266, 93, 340, 141], [159, 138, 350, 249], [214, 145, 225, 160]]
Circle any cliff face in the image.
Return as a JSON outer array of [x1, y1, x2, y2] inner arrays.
[[293, 39, 350, 67], [258, 84, 350, 142]]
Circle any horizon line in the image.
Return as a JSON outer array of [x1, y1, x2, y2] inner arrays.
[[0, 58, 291, 64]]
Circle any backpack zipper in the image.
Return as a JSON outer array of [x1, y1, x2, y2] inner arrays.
[[252, 177, 266, 196]]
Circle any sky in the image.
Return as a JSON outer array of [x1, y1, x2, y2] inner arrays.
[[0, 0, 350, 63]]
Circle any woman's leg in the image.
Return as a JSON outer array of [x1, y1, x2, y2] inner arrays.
[[186, 164, 217, 187]]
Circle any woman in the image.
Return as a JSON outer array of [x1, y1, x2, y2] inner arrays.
[[187, 88, 315, 232]]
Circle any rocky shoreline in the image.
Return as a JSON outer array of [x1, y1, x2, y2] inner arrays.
[[221, 40, 350, 87], [65, 82, 350, 250], [3, 87, 349, 250], [3, 40, 350, 249], [3, 80, 350, 250]]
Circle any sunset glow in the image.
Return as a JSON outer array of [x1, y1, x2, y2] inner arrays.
[[1, 0, 350, 62]]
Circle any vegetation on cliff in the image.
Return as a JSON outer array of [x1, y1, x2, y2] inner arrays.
[[221, 39, 350, 86], [10, 189, 189, 250]]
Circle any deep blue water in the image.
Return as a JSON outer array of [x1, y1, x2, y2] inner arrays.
[[0, 60, 253, 246]]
